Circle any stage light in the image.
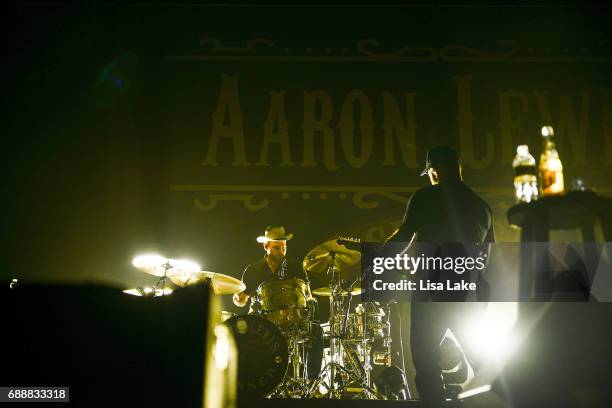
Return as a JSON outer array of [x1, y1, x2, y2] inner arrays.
[[132, 254, 201, 274], [132, 254, 166, 269], [464, 302, 519, 360], [172, 258, 201, 273]]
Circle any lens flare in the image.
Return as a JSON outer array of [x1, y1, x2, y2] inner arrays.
[[465, 302, 519, 359]]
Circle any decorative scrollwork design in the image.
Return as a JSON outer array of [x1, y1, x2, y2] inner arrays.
[[439, 40, 520, 61], [356, 39, 438, 61], [200, 37, 275, 53], [356, 39, 520, 62], [167, 37, 611, 62]]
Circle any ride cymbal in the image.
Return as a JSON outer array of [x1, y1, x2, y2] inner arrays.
[[302, 239, 361, 276]]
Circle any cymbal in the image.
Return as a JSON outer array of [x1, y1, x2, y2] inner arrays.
[[122, 287, 173, 297], [132, 254, 201, 278], [312, 286, 362, 297], [169, 271, 246, 295], [303, 239, 361, 276]]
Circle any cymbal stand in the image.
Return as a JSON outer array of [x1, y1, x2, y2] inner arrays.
[[307, 251, 378, 399], [273, 288, 313, 398], [153, 261, 172, 296], [272, 335, 310, 398]]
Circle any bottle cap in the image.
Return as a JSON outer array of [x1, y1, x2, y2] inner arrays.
[[541, 126, 554, 137], [517, 145, 529, 155]]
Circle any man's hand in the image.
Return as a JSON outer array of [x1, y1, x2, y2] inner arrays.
[[233, 291, 249, 307]]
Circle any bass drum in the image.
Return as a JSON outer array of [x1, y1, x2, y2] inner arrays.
[[223, 314, 288, 398]]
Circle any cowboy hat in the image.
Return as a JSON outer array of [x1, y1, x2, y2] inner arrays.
[[256, 226, 294, 243]]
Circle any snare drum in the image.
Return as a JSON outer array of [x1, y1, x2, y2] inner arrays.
[[257, 278, 309, 332]]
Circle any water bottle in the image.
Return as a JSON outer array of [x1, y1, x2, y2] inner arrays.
[[513, 145, 538, 203], [539, 126, 565, 196]]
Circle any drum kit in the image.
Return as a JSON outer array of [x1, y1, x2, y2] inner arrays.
[[300, 239, 393, 399], [126, 241, 405, 400]]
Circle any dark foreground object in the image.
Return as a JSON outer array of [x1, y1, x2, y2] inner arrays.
[[3, 283, 212, 407]]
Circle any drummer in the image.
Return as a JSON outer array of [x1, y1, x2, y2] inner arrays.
[[233, 226, 313, 311], [234, 226, 324, 383]]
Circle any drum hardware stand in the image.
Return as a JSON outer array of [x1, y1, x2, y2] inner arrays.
[[151, 261, 173, 296], [306, 251, 380, 399], [272, 336, 311, 398], [269, 279, 315, 398]]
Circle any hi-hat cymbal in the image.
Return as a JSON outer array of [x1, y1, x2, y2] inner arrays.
[[169, 271, 246, 295], [303, 239, 361, 276], [312, 286, 362, 297], [132, 254, 201, 278]]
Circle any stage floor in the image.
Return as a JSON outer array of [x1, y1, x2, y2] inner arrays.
[[237, 399, 462, 407]]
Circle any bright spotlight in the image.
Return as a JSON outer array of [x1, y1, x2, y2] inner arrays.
[[131, 254, 201, 277], [171, 258, 201, 273], [132, 254, 165, 269], [464, 302, 519, 359]]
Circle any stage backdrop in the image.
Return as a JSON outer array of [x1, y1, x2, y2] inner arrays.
[[6, 3, 612, 306]]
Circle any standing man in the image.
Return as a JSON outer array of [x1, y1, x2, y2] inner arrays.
[[387, 146, 495, 406]]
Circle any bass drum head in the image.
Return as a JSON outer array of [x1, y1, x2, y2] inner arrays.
[[223, 314, 288, 398]]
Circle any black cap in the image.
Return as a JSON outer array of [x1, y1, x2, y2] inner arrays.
[[420, 146, 460, 176]]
